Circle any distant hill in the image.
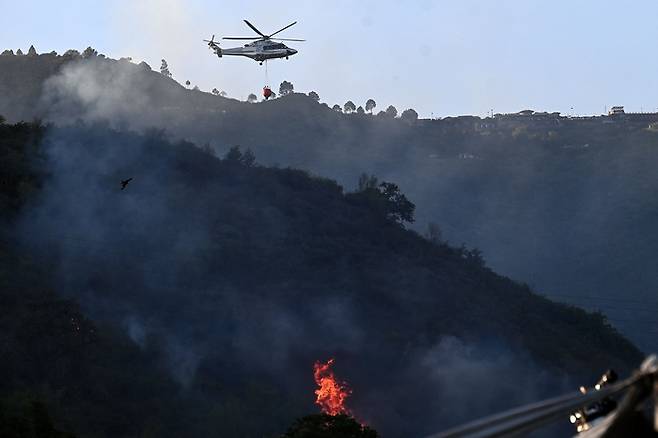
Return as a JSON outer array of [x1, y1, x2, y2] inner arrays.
[[0, 120, 643, 437], [3, 50, 658, 354]]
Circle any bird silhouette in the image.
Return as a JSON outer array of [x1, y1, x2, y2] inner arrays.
[[120, 178, 133, 190]]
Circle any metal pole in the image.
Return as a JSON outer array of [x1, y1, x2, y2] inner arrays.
[[426, 356, 658, 438]]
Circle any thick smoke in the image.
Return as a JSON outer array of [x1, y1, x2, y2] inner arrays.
[[41, 58, 160, 128], [11, 123, 577, 435], [13, 58, 592, 436]]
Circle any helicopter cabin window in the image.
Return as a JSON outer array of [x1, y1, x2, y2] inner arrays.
[[264, 43, 285, 50]]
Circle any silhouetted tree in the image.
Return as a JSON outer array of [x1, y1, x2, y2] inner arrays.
[[160, 59, 172, 78], [212, 88, 220, 96], [379, 182, 415, 224], [0, 115, 5, 125], [308, 91, 320, 101], [220, 91, 227, 97], [356, 106, 365, 115], [63, 49, 80, 58], [82, 46, 98, 59], [242, 148, 256, 167], [27, 45, 37, 56], [225, 145, 243, 162], [1, 49, 14, 56], [467, 247, 485, 267], [279, 80, 294, 96], [247, 93, 258, 103], [385, 105, 398, 118], [344, 101, 356, 114], [224, 146, 256, 167], [16, 49, 24, 56], [401, 108, 419, 123], [365, 99, 376, 114], [185, 80, 191, 88], [281, 414, 378, 438], [192, 85, 200, 91], [425, 222, 442, 245], [332, 104, 342, 112], [358, 173, 378, 191]]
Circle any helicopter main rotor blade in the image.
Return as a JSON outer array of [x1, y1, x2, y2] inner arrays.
[[222, 37, 262, 40], [269, 21, 297, 38], [272, 38, 305, 42], [243, 19, 266, 37]]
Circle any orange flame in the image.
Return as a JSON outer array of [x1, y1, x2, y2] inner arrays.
[[313, 358, 352, 416]]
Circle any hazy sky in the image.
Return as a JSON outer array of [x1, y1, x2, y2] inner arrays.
[[2, 0, 658, 117]]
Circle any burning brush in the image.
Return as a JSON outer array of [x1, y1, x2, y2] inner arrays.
[[313, 358, 352, 416]]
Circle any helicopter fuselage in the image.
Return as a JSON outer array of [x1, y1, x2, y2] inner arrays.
[[212, 40, 298, 62]]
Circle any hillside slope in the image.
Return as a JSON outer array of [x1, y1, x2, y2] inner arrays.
[[0, 120, 642, 437], [3, 49, 656, 353]]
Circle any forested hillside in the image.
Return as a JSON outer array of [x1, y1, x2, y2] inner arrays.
[[0, 120, 642, 437], [3, 49, 656, 353]]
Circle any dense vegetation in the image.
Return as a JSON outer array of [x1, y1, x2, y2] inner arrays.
[[280, 414, 378, 438], [3, 49, 657, 353], [0, 120, 642, 437]]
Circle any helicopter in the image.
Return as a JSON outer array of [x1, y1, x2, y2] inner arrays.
[[204, 20, 304, 65]]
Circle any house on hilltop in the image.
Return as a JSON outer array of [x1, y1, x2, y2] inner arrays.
[[609, 106, 625, 115]]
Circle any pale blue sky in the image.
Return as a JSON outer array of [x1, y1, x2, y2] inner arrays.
[[2, 0, 658, 117]]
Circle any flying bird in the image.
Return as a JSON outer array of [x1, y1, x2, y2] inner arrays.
[[120, 178, 133, 190]]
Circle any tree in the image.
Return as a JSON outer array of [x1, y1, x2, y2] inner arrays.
[[459, 245, 485, 268], [224, 146, 256, 166], [225, 145, 243, 162], [385, 105, 398, 118], [192, 85, 200, 91], [27, 45, 37, 56], [378, 182, 415, 224], [281, 414, 378, 438], [425, 222, 443, 245], [365, 99, 376, 114], [279, 80, 294, 96], [357, 173, 378, 191], [160, 59, 172, 78], [242, 148, 256, 167], [219, 91, 227, 97], [332, 104, 342, 112], [344, 101, 356, 114], [212, 88, 220, 96], [356, 106, 365, 115], [16, 49, 24, 56], [63, 49, 80, 58], [247, 93, 258, 103], [185, 80, 191, 88], [82, 46, 98, 59], [400, 108, 419, 123], [308, 91, 320, 102]]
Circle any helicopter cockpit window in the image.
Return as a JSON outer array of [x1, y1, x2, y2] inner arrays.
[[264, 43, 285, 50]]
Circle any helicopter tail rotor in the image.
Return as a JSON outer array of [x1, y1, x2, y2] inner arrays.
[[203, 35, 217, 47], [203, 35, 222, 57]]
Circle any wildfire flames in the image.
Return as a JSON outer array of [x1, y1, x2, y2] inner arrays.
[[313, 358, 352, 416]]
